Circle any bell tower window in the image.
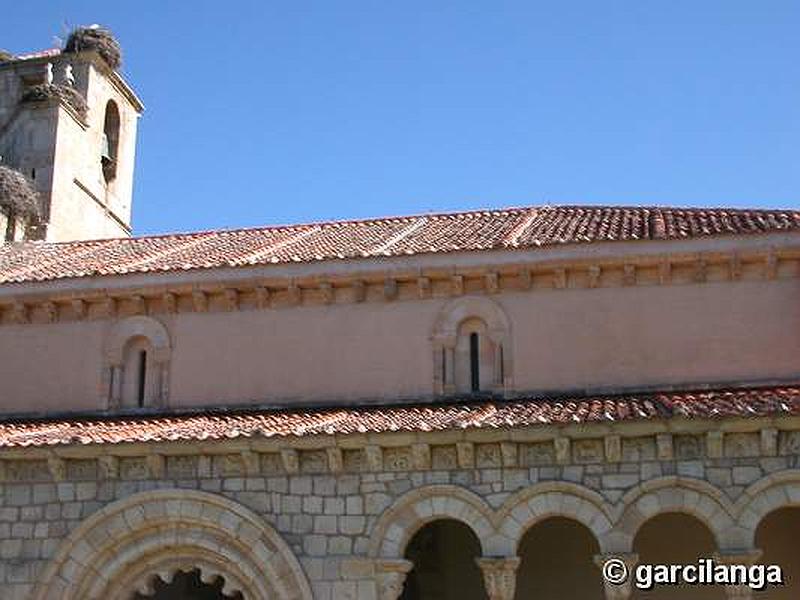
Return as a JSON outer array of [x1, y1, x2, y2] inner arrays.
[[102, 100, 120, 183]]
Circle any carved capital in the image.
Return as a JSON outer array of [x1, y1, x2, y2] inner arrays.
[[714, 549, 763, 599], [594, 553, 639, 600], [374, 559, 413, 600], [475, 557, 520, 600]]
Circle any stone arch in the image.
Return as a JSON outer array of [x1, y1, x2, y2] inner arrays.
[[106, 315, 171, 364], [431, 296, 513, 395], [32, 488, 313, 600], [735, 470, 800, 547], [613, 476, 735, 551], [104, 316, 172, 408], [496, 481, 615, 552], [368, 485, 498, 558]]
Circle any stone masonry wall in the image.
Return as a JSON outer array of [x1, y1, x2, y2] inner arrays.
[[1, 425, 800, 599]]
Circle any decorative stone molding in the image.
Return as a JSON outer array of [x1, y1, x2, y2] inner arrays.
[[4, 247, 800, 326], [374, 559, 413, 600], [31, 488, 313, 600], [475, 557, 520, 600]]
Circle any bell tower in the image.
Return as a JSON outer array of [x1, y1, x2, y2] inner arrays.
[[0, 26, 143, 242]]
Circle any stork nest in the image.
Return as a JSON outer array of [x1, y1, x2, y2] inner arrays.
[[0, 50, 14, 63], [20, 83, 88, 119], [63, 26, 122, 70], [0, 165, 41, 219]]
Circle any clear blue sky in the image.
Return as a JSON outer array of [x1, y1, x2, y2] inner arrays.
[[5, 1, 799, 235]]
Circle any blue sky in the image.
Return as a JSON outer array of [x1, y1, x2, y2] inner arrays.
[[5, 1, 799, 235]]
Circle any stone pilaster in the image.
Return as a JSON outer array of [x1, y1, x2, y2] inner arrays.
[[374, 559, 413, 600], [594, 553, 639, 600], [714, 550, 763, 600], [475, 557, 520, 600]]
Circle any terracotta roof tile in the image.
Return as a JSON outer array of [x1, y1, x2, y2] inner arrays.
[[1, 386, 797, 448], [2, 205, 799, 284]]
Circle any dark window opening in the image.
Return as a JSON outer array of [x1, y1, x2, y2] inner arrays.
[[441, 348, 447, 384], [469, 332, 480, 392], [102, 100, 120, 183], [30, 168, 36, 180], [137, 349, 147, 407]]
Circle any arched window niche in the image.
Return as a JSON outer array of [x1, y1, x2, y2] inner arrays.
[[104, 316, 171, 410], [432, 297, 512, 396], [101, 99, 120, 183]]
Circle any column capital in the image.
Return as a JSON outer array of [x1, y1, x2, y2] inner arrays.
[[475, 557, 521, 600], [594, 553, 639, 600], [713, 550, 763, 600], [374, 559, 413, 600]]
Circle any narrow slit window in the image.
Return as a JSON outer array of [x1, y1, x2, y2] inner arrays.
[[137, 349, 147, 407], [469, 332, 480, 392], [441, 347, 447, 384]]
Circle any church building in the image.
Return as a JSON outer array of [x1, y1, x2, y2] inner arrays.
[[0, 27, 799, 600]]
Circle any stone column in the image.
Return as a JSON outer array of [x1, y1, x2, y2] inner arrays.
[[374, 559, 413, 600], [594, 553, 639, 600], [444, 344, 456, 394], [475, 557, 520, 600], [110, 365, 123, 407], [714, 550, 763, 600]]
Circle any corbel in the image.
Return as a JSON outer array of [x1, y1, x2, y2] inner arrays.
[[622, 264, 636, 286], [254, 286, 270, 309], [553, 268, 567, 290], [587, 266, 601, 289], [146, 454, 165, 478], [42, 301, 57, 323], [162, 292, 177, 314], [451, 274, 464, 296], [554, 437, 570, 464], [11, 301, 29, 324], [604, 435, 621, 463], [319, 282, 334, 305], [706, 431, 724, 459], [517, 268, 531, 291], [192, 291, 208, 313], [280, 448, 299, 474], [105, 296, 117, 319], [729, 253, 742, 280], [484, 272, 499, 294], [352, 280, 366, 303], [131, 294, 146, 315], [326, 447, 344, 473], [224, 288, 239, 311], [48, 456, 66, 481], [383, 278, 398, 301], [760, 428, 778, 456], [411, 443, 431, 470], [71, 298, 87, 320], [500, 442, 518, 467], [417, 276, 431, 299], [364, 445, 383, 471], [456, 442, 475, 469], [656, 433, 673, 460], [240, 450, 260, 475], [99, 455, 119, 479], [765, 250, 778, 280], [287, 282, 302, 306], [693, 256, 707, 283], [658, 259, 672, 285]]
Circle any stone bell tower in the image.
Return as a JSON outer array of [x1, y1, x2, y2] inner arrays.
[[0, 26, 143, 242]]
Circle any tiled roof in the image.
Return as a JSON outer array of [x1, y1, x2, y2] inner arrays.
[[1, 205, 799, 284], [1, 386, 797, 448]]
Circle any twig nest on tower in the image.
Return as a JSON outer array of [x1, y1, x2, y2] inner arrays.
[[20, 83, 89, 120], [64, 25, 122, 70], [0, 165, 41, 219]]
